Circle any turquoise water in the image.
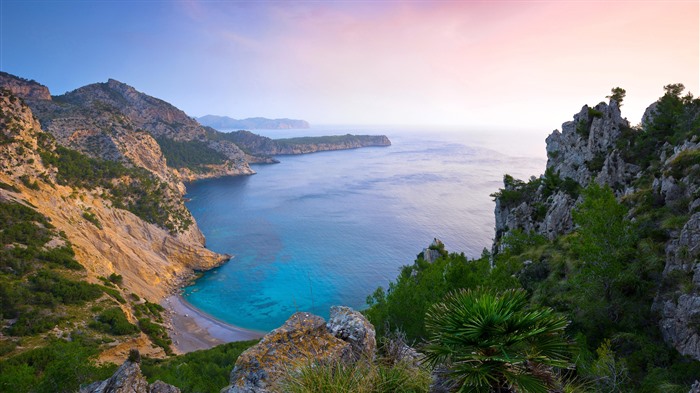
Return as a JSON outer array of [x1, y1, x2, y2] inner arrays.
[[182, 128, 545, 332]]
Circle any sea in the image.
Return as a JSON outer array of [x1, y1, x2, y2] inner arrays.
[[182, 126, 547, 332]]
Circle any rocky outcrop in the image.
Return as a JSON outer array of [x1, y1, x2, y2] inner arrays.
[[326, 306, 376, 361], [223, 307, 376, 393], [197, 115, 310, 130], [2, 75, 254, 182], [493, 91, 700, 360], [654, 146, 700, 359], [0, 71, 51, 100], [493, 100, 635, 247], [545, 100, 628, 186], [81, 351, 180, 393]]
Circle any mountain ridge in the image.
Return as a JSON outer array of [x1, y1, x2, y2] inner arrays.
[[197, 115, 309, 130]]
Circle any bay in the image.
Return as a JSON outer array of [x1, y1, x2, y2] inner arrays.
[[182, 128, 546, 332]]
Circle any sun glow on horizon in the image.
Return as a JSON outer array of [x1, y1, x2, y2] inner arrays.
[[1, 1, 697, 132]]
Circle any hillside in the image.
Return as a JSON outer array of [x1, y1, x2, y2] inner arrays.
[[197, 115, 310, 130], [0, 87, 238, 391], [362, 85, 700, 392], [208, 130, 391, 156]]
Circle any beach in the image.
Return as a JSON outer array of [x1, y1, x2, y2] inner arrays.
[[162, 294, 264, 354]]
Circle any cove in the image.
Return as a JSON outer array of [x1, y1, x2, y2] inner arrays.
[[182, 129, 545, 332]]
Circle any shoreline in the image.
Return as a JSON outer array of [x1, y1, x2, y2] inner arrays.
[[162, 294, 265, 354]]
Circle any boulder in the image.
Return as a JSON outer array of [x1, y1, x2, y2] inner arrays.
[[81, 350, 180, 393], [326, 306, 376, 360], [224, 312, 353, 393], [224, 307, 377, 393]]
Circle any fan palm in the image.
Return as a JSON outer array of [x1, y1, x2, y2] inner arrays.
[[423, 288, 571, 393]]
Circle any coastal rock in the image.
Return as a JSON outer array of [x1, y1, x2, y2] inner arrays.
[[545, 100, 628, 186], [494, 100, 630, 249], [326, 306, 376, 360], [224, 307, 377, 393], [224, 312, 352, 393], [149, 381, 182, 393], [81, 352, 180, 393], [421, 238, 445, 263]]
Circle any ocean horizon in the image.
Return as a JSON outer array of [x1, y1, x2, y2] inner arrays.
[[182, 127, 546, 332]]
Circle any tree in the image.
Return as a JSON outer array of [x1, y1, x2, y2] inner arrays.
[[571, 183, 634, 304], [423, 288, 571, 393], [607, 87, 626, 106]]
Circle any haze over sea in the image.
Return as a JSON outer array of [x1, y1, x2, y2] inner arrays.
[[183, 127, 546, 332]]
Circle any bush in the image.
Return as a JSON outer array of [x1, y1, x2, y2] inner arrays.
[[423, 288, 571, 393], [89, 307, 138, 336], [138, 319, 172, 355], [141, 340, 258, 393]]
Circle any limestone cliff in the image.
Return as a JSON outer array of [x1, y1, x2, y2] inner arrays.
[[9, 75, 254, 182], [0, 88, 226, 304], [0, 71, 51, 100], [493, 100, 635, 247], [492, 90, 700, 360]]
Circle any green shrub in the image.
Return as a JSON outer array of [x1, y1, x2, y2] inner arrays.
[[141, 340, 258, 393], [82, 210, 102, 229], [0, 339, 116, 393], [154, 137, 227, 170], [0, 181, 19, 192], [138, 319, 172, 355], [89, 307, 138, 336]]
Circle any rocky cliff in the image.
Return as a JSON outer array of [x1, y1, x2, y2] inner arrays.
[[0, 87, 228, 297], [493, 100, 635, 247], [492, 88, 700, 360], [0, 71, 51, 100], [20, 77, 255, 181]]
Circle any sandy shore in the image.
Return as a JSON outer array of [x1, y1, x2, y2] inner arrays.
[[162, 295, 265, 354]]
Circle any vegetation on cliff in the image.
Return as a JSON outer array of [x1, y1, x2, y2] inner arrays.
[[364, 85, 700, 391], [39, 145, 193, 233]]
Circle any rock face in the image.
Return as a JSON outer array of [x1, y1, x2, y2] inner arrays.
[[0, 88, 227, 302], [25, 78, 254, 181], [493, 100, 635, 247], [493, 94, 700, 360], [224, 307, 376, 393], [81, 352, 180, 393], [326, 306, 377, 361], [0, 71, 51, 100]]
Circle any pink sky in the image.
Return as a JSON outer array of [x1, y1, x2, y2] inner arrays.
[[3, 1, 699, 131]]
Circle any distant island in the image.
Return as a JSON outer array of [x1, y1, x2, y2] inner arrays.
[[197, 115, 310, 130]]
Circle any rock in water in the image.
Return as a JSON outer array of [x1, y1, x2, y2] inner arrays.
[[326, 306, 376, 361], [224, 307, 377, 393]]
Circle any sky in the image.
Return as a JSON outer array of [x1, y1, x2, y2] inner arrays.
[[0, 0, 698, 131]]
